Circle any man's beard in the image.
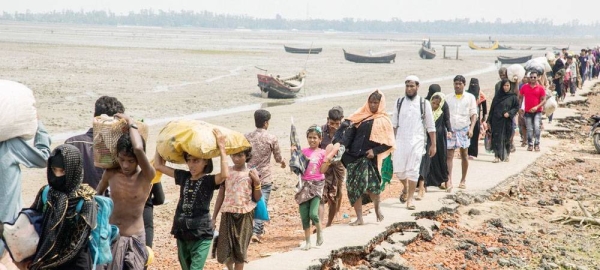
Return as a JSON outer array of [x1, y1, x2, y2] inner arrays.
[[406, 92, 417, 100]]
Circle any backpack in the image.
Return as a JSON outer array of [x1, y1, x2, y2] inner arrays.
[[396, 96, 428, 150], [42, 186, 119, 269]]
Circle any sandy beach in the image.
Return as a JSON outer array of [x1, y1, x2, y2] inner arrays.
[[3, 22, 599, 269]]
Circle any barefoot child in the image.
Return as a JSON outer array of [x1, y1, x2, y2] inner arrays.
[[294, 125, 331, 250], [154, 129, 228, 270], [96, 113, 155, 269], [212, 148, 261, 270]]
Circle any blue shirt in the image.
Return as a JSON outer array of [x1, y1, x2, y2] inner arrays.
[[0, 121, 51, 254]]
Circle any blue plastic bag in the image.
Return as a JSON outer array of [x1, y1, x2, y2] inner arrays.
[[254, 196, 270, 221]]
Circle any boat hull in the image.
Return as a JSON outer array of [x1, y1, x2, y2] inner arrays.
[[284, 46, 322, 54], [257, 74, 302, 99], [418, 46, 436, 59], [497, 55, 533, 64], [343, 49, 395, 63], [469, 40, 499, 50]]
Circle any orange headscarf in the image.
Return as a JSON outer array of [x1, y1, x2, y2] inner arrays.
[[346, 89, 396, 171]]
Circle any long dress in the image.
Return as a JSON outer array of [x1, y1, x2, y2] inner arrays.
[[427, 102, 452, 187], [488, 91, 519, 161]]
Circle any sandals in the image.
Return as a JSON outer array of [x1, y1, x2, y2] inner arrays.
[[458, 182, 466, 189], [415, 189, 424, 201], [439, 183, 447, 190], [527, 146, 533, 151], [505, 157, 510, 162], [492, 158, 500, 163], [534, 145, 540, 152], [399, 190, 408, 203]]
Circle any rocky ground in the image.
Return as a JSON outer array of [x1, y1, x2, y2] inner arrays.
[[317, 84, 600, 270]]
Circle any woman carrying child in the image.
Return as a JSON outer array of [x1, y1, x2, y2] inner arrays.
[[294, 125, 332, 250], [154, 129, 228, 270], [212, 148, 261, 270]]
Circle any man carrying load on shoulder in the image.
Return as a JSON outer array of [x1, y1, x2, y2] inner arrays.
[[96, 113, 156, 270]]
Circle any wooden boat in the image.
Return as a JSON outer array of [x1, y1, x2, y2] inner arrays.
[[532, 47, 547, 50], [283, 45, 322, 54], [552, 45, 570, 51], [418, 46, 436, 59], [497, 55, 533, 64], [468, 40, 499, 50], [257, 71, 306, 99], [519, 47, 532, 50], [498, 44, 513, 50], [343, 49, 396, 63]]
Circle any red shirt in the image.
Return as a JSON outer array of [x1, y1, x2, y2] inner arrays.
[[519, 83, 545, 113]]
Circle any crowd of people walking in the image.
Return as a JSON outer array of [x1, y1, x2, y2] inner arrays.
[[0, 46, 595, 270]]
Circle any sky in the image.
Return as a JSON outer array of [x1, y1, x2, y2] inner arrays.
[[2, 0, 598, 25]]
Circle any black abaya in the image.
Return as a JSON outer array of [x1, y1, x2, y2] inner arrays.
[[488, 90, 519, 161], [426, 103, 452, 187]]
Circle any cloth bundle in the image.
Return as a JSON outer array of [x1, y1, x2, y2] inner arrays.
[[93, 115, 148, 168], [155, 120, 250, 164], [0, 80, 38, 142], [507, 64, 525, 83]]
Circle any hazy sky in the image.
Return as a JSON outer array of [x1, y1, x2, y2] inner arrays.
[[3, 0, 598, 25]]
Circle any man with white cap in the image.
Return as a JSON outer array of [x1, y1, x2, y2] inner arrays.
[[392, 75, 436, 210]]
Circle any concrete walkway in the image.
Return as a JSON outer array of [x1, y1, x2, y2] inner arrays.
[[245, 80, 596, 270]]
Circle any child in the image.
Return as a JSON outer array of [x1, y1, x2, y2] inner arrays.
[[212, 148, 261, 270], [153, 129, 228, 270], [294, 125, 331, 250]]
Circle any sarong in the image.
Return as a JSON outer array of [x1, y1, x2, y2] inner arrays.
[[322, 161, 345, 204], [106, 231, 148, 270], [294, 180, 324, 205], [216, 211, 254, 264], [346, 157, 381, 205]]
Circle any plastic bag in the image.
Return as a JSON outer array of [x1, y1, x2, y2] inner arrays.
[[254, 196, 270, 221], [484, 131, 493, 152]]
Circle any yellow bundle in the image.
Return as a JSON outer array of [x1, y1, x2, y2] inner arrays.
[[93, 115, 148, 169], [156, 120, 250, 164]]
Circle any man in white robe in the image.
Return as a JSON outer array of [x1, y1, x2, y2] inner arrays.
[[392, 75, 436, 210]]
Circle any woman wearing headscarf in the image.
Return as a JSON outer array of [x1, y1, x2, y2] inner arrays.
[[487, 79, 520, 162], [424, 85, 453, 190], [339, 90, 394, 226], [28, 144, 97, 270], [466, 78, 487, 159]]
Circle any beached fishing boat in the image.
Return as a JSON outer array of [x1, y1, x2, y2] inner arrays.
[[552, 45, 570, 51], [343, 49, 396, 63], [519, 47, 532, 50], [497, 55, 533, 64], [257, 71, 306, 99], [468, 40, 499, 50], [498, 44, 513, 50], [284, 45, 322, 54], [532, 47, 547, 50], [418, 46, 436, 59]]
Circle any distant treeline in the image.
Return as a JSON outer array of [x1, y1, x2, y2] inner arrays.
[[1, 9, 599, 36]]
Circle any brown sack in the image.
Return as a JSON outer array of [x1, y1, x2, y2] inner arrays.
[[93, 115, 148, 169]]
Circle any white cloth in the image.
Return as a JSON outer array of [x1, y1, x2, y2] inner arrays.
[[391, 95, 435, 182], [446, 92, 478, 130]]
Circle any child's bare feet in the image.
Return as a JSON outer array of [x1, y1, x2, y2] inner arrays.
[[349, 219, 363, 226], [302, 242, 312, 250]]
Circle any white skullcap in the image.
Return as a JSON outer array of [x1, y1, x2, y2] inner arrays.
[[405, 75, 420, 83]]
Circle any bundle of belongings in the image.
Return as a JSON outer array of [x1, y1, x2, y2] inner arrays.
[[0, 80, 38, 142], [93, 114, 148, 168], [155, 119, 251, 163]]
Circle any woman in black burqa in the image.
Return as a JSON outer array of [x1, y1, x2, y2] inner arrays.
[[466, 78, 487, 159], [29, 144, 97, 270], [487, 79, 520, 162], [424, 84, 453, 190]]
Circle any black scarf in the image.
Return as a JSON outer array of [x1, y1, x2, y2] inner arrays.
[[30, 144, 97, 270], [489, 85, 516, 118], [467, 78, 480, 100], [425, 84, 441, 100]]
